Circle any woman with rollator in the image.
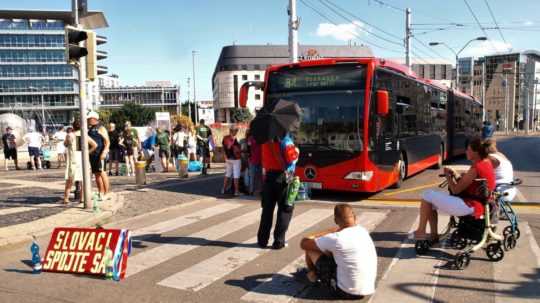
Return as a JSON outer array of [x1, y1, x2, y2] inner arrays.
[[413, 137, 496, 243]]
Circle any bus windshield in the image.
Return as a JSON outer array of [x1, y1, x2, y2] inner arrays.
[[267, 64, 366, 152]]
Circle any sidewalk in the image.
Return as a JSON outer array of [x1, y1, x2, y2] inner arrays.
[[0, 192, 124, 247], [0, 162, 227, 248]]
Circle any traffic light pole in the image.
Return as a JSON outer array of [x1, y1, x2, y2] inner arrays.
[[73, 0, 93, 209]]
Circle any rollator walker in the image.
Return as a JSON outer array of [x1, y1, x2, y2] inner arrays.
[[415, 177, 505, 270]]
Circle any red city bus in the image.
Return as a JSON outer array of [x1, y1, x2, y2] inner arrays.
[[240, 58, 482, 192]]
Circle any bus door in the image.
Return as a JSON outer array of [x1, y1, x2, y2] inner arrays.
[[371, 69, 400, 188]]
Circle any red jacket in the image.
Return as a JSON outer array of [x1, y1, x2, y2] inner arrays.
[[261, 140, 298, 172]]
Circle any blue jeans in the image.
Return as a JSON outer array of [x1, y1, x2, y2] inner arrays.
[[249, 164, 262, 194]]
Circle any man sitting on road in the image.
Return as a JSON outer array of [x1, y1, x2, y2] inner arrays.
[[300, 204, 377, 300]]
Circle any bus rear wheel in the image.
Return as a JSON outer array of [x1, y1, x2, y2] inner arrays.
[[393, 154, 407, 189]]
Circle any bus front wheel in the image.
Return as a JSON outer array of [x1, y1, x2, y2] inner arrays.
[[393, 154, 407, 189]]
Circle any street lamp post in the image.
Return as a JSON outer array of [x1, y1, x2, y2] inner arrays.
[[192, 50, 197, 123], [429, 37, 487, 93]]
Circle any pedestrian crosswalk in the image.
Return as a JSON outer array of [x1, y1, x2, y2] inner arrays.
[[108, 200, 540, 303]]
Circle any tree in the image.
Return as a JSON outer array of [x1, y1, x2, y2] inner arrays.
[[231, 108, 253, 123], [171, 114, 194, 132], [109, 102, 156, 126]]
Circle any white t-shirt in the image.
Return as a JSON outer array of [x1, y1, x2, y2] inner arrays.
[[172, 131, 187, 147], [315, 225, 377, 296], [24, 132, 44, 148]]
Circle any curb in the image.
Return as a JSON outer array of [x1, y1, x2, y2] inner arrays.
[[0, 192, 125, 249]]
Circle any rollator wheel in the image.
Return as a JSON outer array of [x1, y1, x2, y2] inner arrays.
[[454, 252, 471, 270], [486, 242, 504, 262], [503, 226, 521, 240], [450, 230, 467, 250], [503, 234, 517, 251], [415, 240, 430, 255]]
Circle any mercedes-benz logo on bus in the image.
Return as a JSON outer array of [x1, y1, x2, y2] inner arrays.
[[305, 167, 317, 180]]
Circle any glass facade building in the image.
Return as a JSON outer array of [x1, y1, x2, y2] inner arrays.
[[0, 18, 79, 126]]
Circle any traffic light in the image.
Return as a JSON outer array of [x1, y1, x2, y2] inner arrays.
[[85, 32, 108, 81], [86, 31, 97, 81], [65, 26, 88, 62]]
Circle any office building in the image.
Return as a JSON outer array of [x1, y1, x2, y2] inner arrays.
[[0, 10, 107, 127], [99, 74, 120, 88], [99, 85, 181, 114], [213, 45, 373, 122], [469, 51, 540, 130]]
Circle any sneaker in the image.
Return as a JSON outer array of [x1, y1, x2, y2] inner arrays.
[[234, 192, 241, 197], [271, 242, 288, 250]]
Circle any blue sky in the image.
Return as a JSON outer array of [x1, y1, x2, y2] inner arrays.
[[5, 0, 540, 100]]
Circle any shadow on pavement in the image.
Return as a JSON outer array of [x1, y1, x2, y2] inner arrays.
[[132, 234, 260, 249], [394, 267, 540, 302]]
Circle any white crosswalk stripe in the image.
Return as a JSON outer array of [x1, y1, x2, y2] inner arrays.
[[131, 202, 242, 237], [369, 214, 450, 303], [157, 209, 332, 292], [127, 207, 262, 277], [241, 211, 388, 303]]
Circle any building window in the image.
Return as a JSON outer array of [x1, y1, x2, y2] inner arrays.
[[255, 74, 261, 80], [255, 94, 261, 100], [242, 75, 248, 81]]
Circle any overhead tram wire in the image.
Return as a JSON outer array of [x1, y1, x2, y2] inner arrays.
[[314, 0, 402, 47], [315, 0, 449, 64], [319, 0, 402, 41], [298, 0, 403, 54], [483, 0, 507, 43], [463, 0, 498, 51]]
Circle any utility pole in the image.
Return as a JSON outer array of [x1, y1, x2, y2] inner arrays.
[[504, 72, 509, 135], [192, 50, 198, 123], [288, 0, 299, 63], [525, 77, 530, 134], [405, 8, 412, 68], [534, 79, 539, 132], [481, 59, 486, 121], [186, 77, 191, 120], [72, 0, 92, 209], [41, 93, 45, 131]]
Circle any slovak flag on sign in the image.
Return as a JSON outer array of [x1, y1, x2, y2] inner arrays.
[[42, 227, 132, 280]]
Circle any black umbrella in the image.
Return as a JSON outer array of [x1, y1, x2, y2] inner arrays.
[[250, 99, 302, 144]]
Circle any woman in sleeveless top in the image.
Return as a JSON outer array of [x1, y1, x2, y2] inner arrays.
[[120, 130, 136, 176], [485, 139, 516, 202], [414, 137, 495, 242], [62, 122, 97, 204]]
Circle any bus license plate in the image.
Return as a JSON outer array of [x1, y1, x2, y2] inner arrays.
[[304, 182, 322, 189]]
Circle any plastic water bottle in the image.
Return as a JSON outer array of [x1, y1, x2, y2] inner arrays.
[[286, 176, 301, 206], [103, 247, 113, 280], [92, 192, 100, 213], [30, 237, 42, 274], [119, 163, 127, 176]]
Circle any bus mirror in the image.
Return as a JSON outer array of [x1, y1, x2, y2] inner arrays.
[[377, 90, 389, 116], [239, 81, 265, 108]]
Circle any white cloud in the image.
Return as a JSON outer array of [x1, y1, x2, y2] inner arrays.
[[460, 40, 513, 57], [523, 20, 534, 26], [316, 20, 365, 41]]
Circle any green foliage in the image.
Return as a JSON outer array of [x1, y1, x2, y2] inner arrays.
[[109, 103, 156, 126], [171, 114, 195, 132], [231, 108, 253, 123]]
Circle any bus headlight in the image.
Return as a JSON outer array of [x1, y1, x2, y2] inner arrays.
[[344, 171, 373, 181]]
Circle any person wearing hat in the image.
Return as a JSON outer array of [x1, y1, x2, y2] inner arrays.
[[87, 111, 110, 200], [221, 124, 242, 196], [2, 126, 20, 170]]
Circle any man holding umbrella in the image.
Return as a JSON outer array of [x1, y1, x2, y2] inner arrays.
[[252, 99, 301, 250]]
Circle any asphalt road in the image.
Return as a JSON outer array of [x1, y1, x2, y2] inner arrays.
[[0, 135, 539, 302]]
